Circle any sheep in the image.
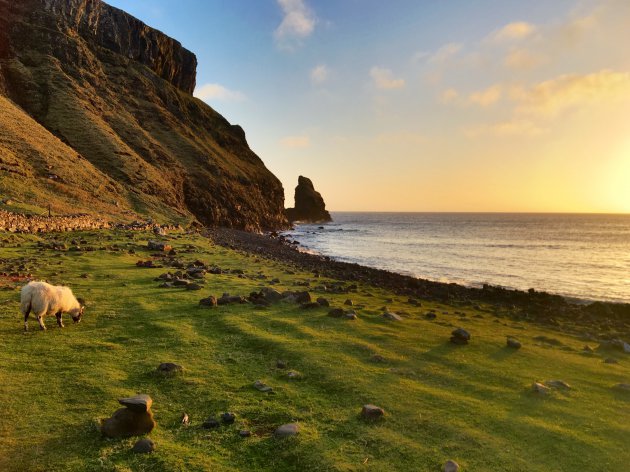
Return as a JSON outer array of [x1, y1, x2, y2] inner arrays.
[[20, 281, 85, 331]]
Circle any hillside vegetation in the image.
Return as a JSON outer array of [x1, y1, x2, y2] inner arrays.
[[0, 0, 287, 229], [0, 229, 628, 471]]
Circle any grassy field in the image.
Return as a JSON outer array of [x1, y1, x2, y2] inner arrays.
[[0, 230, 628, 471]]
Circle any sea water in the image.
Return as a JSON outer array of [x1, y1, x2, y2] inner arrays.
[[285, 212, 630, 303]]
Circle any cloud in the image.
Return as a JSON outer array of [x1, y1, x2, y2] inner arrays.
[[489, 21, 537, 42], [310, 64, 329, 84], [504, 48, 547, 70], [469, 84, 502, 107], [514, 70, 630, 117], [194, 83, 245, 102], [274, 0, 316, 48], [464, 120, 545, 138], [465, 69, 630, 137], [370, 67, 405, 90], [428, 42, 463, 64], [440, 88, 459, 103], [280, 135, 311, 149]]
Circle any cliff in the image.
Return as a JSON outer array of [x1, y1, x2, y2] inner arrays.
[[285, 176, 332, 223], [0, 0, 288, 230]]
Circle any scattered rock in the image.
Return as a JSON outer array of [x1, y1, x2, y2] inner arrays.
[[506, 337, 522, 349], [361, 404, 385, 420], [345, 311, 358, 320], [276, 360, 287, 369], [157, 362, 184, 375], [286, 371, 302, 379], [316, 297, 330, 307], [221, 412, 236, 425], [605, 358, 619, 364], [344, 299, 353, 306], [328, 308, 345, 318], [450, 328, 470, 345], [614, 383, 630, 391], [239, 430, 252, 438], [532, 382, 551, 395], [132, 438, 155, 454], [202, 417, 220, 429], [443, 460, 460, 472], [274, 423, 300, 438], [253, 380, 273, 393], [295, 291, 311, 304], [199, 296, 218, 307], [545, 379, 571, 390], [383, 311, 402, 321], [181, 413, 190, 425], [148, 240, 172, 252], [583, 345, 595, 353], [370, 354, 386, 363], [425, 312, 437, 320], [119, 394, 152, 413], [186, 283, 202, 291]]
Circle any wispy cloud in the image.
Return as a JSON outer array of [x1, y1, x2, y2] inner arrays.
[[310, 64, 329, 84], [469, 84, 502, 107], [370, 67, 405, 90], [489, 21, 537, 42], [428, 42, 463, 64], [280, 135, 311, 149], [513, 69, 630, 117], [440, 88, 459, 104], [274, 0, 316, 49], [194, 83, 245, 102]]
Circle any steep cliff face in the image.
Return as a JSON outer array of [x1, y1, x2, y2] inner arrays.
[[0, 0, 288, 230]]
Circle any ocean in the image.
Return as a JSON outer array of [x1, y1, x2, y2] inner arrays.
[[285, 212, 630, 304]]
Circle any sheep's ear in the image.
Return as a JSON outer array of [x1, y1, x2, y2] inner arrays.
[[77, 297, 86, 305]]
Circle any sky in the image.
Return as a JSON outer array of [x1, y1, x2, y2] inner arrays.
[[106, 0, 630, 213]]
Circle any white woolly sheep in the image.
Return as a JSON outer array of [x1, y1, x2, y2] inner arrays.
[[20, 281, 85, 331]]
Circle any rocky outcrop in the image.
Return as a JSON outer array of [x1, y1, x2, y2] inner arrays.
[[0, 0, 288, 230], [0, 210, 110, 233], [285, 176, 332, 224]]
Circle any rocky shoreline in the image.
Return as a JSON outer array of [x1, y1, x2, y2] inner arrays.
[[205, 227, 630, 338]]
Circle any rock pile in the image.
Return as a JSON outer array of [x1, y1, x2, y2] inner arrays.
[[0, 210, 110, 233], [101, 394, 156, 438]]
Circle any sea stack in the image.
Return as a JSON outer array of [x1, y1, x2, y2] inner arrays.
[[285, 176, 332, 223]]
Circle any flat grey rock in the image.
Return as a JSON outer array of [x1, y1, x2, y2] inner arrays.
[[274, 423, 299, 438], [119, 394, 152, 413]]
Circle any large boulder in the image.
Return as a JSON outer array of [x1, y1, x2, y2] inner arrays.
[[101, 394, 156, 438], [285, 176, 332, 223]]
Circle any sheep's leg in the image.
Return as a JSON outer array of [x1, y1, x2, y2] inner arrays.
[[55, 312, 64, 328], [23, 305, 31, 332], [37, 314, 47, 331]]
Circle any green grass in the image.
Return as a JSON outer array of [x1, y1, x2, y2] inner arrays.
[[0, 230, 628, 471]]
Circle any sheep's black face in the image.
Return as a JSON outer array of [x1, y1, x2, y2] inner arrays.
[[72, 307, 84, 323]]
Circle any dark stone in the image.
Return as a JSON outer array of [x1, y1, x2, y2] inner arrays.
[[221, 412, 236, 424], [316, 297, 330, 307], [132, 438, 155, 454], [285, 176, 332, 223], [202, 417, 220, 429], [361, 404, 385, 420], [328, 308, 345, 318], [199, 296, 218, 307], [506, 337, 522, 349], [450, 328, 470, 345], [186, 283, 202, 291], [239, 430, 252, 438], [295, 291, 311, 304], [157, 362, 184, 375], [344, 299, 353, 306]]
